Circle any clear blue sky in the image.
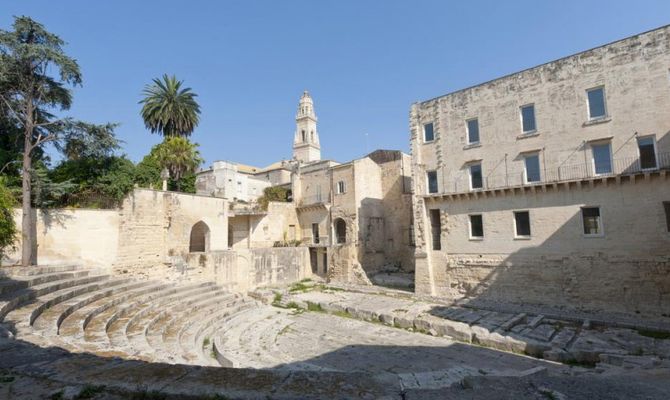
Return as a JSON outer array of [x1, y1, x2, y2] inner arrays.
[[2, 1, 670, 168]]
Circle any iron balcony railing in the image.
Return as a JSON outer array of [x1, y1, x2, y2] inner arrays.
[[439, 152, 670, 195]]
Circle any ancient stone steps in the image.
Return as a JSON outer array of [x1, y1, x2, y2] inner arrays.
[[144, 290, 236, 357], [213, 307, 294, 369], [81, 281, 210, 346], [31, 278, 142, 334], [3, 275, 123, 338], [58, 280, 170, 340], [177, 300, 257, 365], [104, 282, 217, 356], [123, 285, 226, 360], [0, 273, 109, 323], [0, 270, 91, 295]]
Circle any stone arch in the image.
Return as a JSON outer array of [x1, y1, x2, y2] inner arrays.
[[189, 221, 210, 252], [334, 218, 347, 244]]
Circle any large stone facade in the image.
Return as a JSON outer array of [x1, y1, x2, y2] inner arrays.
[[410, 25, 670, 315]]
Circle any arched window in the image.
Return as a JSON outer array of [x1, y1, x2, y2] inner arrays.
[[189, 221, 210, 252], [335, 218, 347, 244]]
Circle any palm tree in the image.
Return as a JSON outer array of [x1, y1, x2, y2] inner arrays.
[[154, 137, 203, 191], [139, 75, 201, 138]]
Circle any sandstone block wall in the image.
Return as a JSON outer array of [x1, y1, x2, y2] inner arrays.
[[185, 247, 311, 292], [419, 178, 670, 316], [7, 209, 120, 268], [410, 25, 670, 316]]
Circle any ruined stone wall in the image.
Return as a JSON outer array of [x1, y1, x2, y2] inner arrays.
[[8, 209, 120, 268], [115, 189, 228, 271], [185, 247, 311, 292]]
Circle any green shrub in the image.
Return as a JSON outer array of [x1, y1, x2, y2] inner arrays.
[[0, 181, 17, 262]]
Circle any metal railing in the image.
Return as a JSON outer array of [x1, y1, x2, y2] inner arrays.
[[442, 152, 670, 194]]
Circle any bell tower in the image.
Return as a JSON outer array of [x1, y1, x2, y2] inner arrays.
[[292, 91, 321, 163]]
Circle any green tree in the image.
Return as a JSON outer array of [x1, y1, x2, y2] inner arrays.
[[0, 179, 17, 262], [154, 137, 202, 191], [139, 74, 200, 138], [0, 16, 118, 265]]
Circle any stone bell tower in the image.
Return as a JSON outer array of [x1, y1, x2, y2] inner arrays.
[[292, 91, 321, 163]]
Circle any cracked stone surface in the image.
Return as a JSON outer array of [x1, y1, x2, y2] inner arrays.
[[1, 266, 670, 399]]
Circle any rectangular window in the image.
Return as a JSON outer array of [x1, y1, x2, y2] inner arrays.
[[427, 170, 438, 194], [520, 104, 536, 133], [467, 118, 480, 144], [524, 154, 541, 183], [429, 209, 441, 250], [581, 207, 602, 236], [514, 211, 531, 237], [638, 136, 658, 170], [336, 181, 346, 194], [470, 163, 483, 190], [469, 214, 484, 239], [592, 142, 612, 175], [664, 202, 670, 232], [312, 223, 319, 244], [423, 123, 434, 142], [587, 87, 607, 120]]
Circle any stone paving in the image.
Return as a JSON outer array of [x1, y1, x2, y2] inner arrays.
[[272, 282, 670, 370], [1, 265, 669, 398]]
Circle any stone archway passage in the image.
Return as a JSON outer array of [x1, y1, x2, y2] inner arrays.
[[189, 221, 210, 252], [334, 218, 346, 244]]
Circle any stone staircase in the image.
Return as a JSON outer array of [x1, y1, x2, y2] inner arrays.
[[0, 265, 257, 366]]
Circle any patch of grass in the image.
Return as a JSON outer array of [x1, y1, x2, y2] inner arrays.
[[272, 292, 283, 304], [289, 282, 311, 293], [277, 325, 292, 337], [539, 388, 558, 400], [203, 337, 210, 348], [75, 385, 106, 399], [286, 301, 301, 309], [299, 278, 312, 283], [0, 375, 14, 383], [332, 310, 353, 319], [306, 301, 323, 312], [637, 329, 670, 340], [323, 286, 345, 292], [50, 391, 64, 400]]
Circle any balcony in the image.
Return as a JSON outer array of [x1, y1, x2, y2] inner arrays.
[[434, 152, 670, 196], [297, 193, 331, 208]]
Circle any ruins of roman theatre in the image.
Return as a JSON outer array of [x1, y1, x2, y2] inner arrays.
[[2, 26, 670, 399]]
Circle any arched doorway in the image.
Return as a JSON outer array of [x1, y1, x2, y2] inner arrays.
[[189, 221, 210, 252], [334, 218, 347, 244]]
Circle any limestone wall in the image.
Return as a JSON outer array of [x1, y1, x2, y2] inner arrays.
[[114, 189, 228, 271], [185, 247, 311, 292], [412, 26, 670, 193], [418, 177, 670, 316], [7, 209, 120, 268]]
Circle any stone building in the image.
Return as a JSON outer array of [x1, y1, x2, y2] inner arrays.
[[197, 91, 415, 283], [410, 26, 670, 315]]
